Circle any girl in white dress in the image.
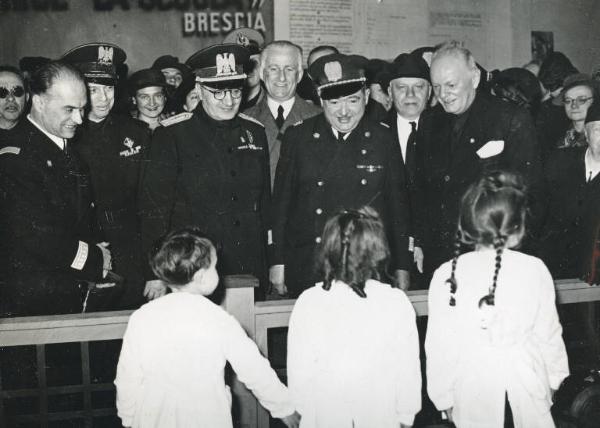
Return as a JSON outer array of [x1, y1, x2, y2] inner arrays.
[[114, 228, 300, 428], [425, 171, 569, 428], [287, 207, 421, 428]]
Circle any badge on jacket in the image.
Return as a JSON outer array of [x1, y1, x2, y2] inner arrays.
[[119, 137, 141, 157]]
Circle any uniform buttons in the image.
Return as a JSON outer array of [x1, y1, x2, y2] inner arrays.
[[230, 170, 237, 177], [233, 219, 241, 226], [316, 208, 323, 215], [317, 180, 324, 187], [231, 194, 238, 201], [315, 236, 322, 243], [360, 178, 367, 185], [361, 149, 367, 155], [444, 175, 450, 182]]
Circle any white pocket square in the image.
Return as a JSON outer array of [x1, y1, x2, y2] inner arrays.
[[476, 140, 504, 158]]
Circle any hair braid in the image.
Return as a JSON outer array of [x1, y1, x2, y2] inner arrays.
[[479, 235, 505, 307], [446, 229, 462, 306]]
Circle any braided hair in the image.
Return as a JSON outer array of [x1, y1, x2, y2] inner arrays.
[[445, 170, 528, 306], [319, 206, 390, 298]]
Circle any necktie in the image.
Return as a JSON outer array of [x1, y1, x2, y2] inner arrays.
[[406, 122, 417, 178], [275, 105, 285, 129], [337, 132, 346, 143]]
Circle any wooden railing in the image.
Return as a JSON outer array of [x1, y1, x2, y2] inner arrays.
[[0, 277, 599, 428]]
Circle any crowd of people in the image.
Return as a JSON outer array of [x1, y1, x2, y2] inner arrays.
[[0, 27, 599, 427]]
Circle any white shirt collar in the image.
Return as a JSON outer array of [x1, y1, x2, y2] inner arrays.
[[28, 114, 65, 150], [267, 96, 296, 120], [584, 148, 600, 182], [332, 128, 351, 141]]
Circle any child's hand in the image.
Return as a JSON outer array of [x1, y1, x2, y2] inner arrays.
[[280, 411, 301, 428], [144, 279, 167, 300], [443, 408, 454, 423]]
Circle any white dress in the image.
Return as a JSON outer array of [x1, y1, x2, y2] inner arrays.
[[114, 292, 294, 428], [287, 279, 421, 428], [425, 249, 569, 428]]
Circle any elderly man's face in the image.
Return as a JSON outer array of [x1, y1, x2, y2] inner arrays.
[[431, 54, 479, 115], [134, 86, 165, 120], [0, 71, 28, 129], [199, 84, 242, 121], [33, 77, 86, 139], [585, 120, 600, 151], [563, 85, 594, 123], [322, 88, 369, 134], [261, 46, 302, 103], [161, 67, 183, 88], [389, 77, 431, 120], [87, 83, 115, 122]]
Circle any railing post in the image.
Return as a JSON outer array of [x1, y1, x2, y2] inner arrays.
[[222, 275, 259, 428]]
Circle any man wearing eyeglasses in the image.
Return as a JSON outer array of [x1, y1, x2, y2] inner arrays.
[[140, 43, 272, 300], [0, 65, 29, 143]]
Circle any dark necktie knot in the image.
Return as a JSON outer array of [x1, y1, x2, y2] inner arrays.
[[337, 132, 346, 143], [275, 105, 285, 129], [409, 121, 417, 133]]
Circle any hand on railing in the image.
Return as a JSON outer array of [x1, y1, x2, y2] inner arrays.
[[280, 411, 301, 428], [414, 246, 424, 273], [143, 279, 167, 300], [269, 265, 288, 297]]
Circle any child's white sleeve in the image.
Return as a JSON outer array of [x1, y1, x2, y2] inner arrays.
[[533, 261, 569, 390], [394, 293, 422, 426], [287, 294, 317, 418], [114, 312, 144, 428], [222, 313, 295, 419], [425, 268, 459, 411]]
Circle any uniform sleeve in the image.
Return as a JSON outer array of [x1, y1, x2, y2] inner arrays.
[[114, 312, 144, 427], [222, 313, 295, 418], [393, 293, 422, 426], [0, 155, 104, 280], [382, 130, 411, 270], [138, 127, 179, 276], [532, 260, 569, 390], [425, 267, 460, 411], [286, 293, 319, 418], [270, 126, 299, 266]]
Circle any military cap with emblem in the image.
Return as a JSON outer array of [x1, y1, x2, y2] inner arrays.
[[127, 68, 168, 95], [223, 27, 265, 56], [61, 43, 126, 85], [151, 55, 190, 76], [186, 43, 250, 89], [308, 53, 369, 100]]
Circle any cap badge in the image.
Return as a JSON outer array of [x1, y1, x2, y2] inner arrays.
[[324, 61, 342, 82], [98, 46, 114, 65], [216, 53, 236, 77], [123, 137, 134, 149], [237, 34, 250, 47]]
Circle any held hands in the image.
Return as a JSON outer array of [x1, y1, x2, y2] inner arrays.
[[393, 269, 410, 291], [280, 411, 301, 428], [144, 279, 167, 301], [96, 242, 112, 278], [413, 246, 424, 273], [443, 408, 454, 423], [269, 265, 288, 297]]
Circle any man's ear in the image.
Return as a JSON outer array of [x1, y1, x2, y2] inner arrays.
[[131, 96, 136, 106], [297, 67, 304, 83], [471, 67, 481, 89], [31, 93, 44, 113], [364, 87, 370, 105]]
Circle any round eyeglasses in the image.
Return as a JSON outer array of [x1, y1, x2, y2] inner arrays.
[[0, 86, 25, 99], [202, 86, 243, 100], [563, 96, 593, 108]]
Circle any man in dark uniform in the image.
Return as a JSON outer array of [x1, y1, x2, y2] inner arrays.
[[139, 43, 271, 300], [0, 61, 112, 316], [418, 41, 542, 282], [62, 43, 151, 309], [270, 53, 412, 298]]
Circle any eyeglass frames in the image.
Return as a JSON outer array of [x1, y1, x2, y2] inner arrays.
[[563, 96, 593, 107], [0, 86, 25, 99], [201, 85, 242, 100]]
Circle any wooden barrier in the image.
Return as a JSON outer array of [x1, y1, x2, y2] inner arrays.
[[0, 278, 599, 428]]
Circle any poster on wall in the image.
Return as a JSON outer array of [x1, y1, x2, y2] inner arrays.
[[0, 0, 274, 71]]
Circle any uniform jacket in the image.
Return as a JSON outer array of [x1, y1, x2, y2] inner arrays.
[[0, 119, 104, 316], [73, 113, 151, 308], [271, 114, 411, 296], [244, 95, 321, 188], [540, 147, 600, 279], [417, 93, 542, 278], [139, 107, 271, 282]]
